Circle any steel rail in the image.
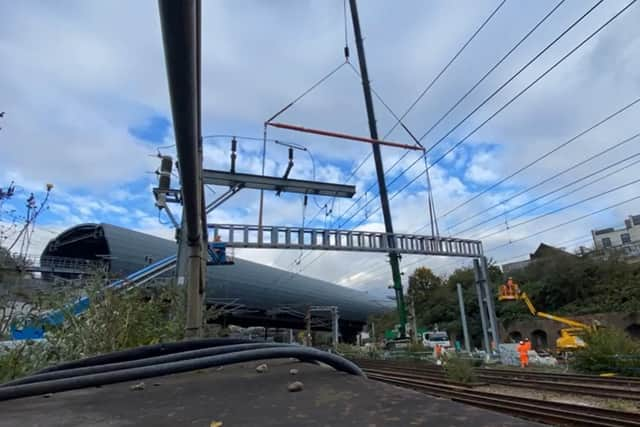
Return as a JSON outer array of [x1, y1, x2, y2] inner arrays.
[[366, 371, 640, 427], [358, 361, 640, 398]]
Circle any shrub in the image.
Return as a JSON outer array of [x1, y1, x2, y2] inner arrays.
[[1, 274, 187, 382], [573, 328, 640, 376], [442, 353, 477, 384]]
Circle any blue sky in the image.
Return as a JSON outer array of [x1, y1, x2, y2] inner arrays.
[[1, 0, 640, 299]]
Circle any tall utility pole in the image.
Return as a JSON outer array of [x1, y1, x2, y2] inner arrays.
[[349, 0, 407, 337], [159, 0, 206, 338]]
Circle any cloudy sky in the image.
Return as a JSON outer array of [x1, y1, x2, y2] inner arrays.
[[1, 0, 639, 300]]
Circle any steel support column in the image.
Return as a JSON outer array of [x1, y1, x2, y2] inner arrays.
[[349, 0, 407, 337], [456, 282, 471, 353], [473, 261, 491, 355], [481, 256, 500, 347], [159, 0, 205, 337], [474, 258, 499, 354]]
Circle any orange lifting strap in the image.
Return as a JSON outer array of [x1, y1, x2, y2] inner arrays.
[[266, 121, 425, 151]]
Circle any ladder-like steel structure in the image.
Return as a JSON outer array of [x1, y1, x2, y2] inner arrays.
[[210, 224, 482, 258]]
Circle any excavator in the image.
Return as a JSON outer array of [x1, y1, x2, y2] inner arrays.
[[498, 278, 595, 352]]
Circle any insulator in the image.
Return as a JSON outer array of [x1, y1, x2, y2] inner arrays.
[[158, 155, 173, 191], [231, 138, 237, 174]]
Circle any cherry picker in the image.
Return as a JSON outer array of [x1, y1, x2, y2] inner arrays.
[[499, 278, 595, 352]]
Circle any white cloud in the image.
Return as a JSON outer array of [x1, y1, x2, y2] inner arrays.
[[464, 150, 500, 183], [1, 0, 640, 296]]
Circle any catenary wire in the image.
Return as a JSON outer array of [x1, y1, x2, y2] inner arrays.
[[334, 0, 617, 232], [463, 152, 640, 238], [418, 0, 566, 144]]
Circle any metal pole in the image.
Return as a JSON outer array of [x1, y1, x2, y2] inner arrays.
[[349, 0, 407, 338], [410, 293, 418, 344], [306, 307, 312, 347], [159, 0, 205, 337], [473, 259, 490, 354], [481, 256, 500, 348], [332, 307, 339, 351], [456, 283, 471, 353], [371, 322, 375, 345]]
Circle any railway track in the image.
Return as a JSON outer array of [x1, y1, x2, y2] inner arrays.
[[357, 360, 640, 400], [365, 369, 640, 427]]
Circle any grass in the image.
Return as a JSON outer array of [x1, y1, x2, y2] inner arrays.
[[442, 353, 477, 384]]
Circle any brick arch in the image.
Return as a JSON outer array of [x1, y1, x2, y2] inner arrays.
[[508, 331, 522, 342], [530, 329, 548, 350], [626, 324, 640, 340]]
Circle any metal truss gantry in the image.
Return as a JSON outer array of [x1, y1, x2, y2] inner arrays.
[[210, 224, 483, 257]]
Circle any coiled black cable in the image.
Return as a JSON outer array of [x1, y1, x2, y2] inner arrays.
[[34, 337, 254, 374], [0, 343, 364, 402], [2, 342, 292, 387]]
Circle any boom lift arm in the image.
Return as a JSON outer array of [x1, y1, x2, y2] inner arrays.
[[516, 291, 590, 330]]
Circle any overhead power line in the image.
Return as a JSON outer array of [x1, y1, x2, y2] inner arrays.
[[476, 176, 640, 240], [359, 231, 595, 284], [351, 143, 640, 279], [327, 0, 509, 231], [440, 97, 640, 224], [342, 0, 634, 233], [445, 127, 640, 233], [419, 0, 566, 143], [462, 151, 640, 237], [296, 0, 638, 277], [492, 235, 593, 265], [358, 231, 596, 284], [426, 0, 635, 165], [420, 0, 605, 149], [384, 0, 508, 139], [486, 193, 640, 252]]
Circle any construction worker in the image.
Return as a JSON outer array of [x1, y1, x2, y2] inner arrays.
[[434, 343, 442, 361], [524, 337, 532, 353], [516, 340, 529, 368], [506, 277, 516, 297]]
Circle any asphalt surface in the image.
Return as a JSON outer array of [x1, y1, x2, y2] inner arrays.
[[0, 359, 542, 426]]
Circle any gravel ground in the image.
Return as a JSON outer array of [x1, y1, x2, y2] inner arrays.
[[474, 384, 640, 414]]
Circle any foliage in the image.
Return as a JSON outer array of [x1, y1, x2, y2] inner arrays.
[[0, 274, 187, 382], [0, 246, 19, 283], [408, 267, 442, 300], [397, 254, 640, 351], [407, 341, 425, 353], [442, 352, 477, 384], [368, 309, 398, 340], [510, 254, 640, 316], [572, 328, 640, 377]]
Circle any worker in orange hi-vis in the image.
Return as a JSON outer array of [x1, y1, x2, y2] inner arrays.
[[434, 343, 442, 360], [506, 277, 516, 297], [524, 337, 532, 353], [516, 341, 529, 368]]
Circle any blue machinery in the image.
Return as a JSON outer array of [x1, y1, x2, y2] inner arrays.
[[10, 241, 233, 340]]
